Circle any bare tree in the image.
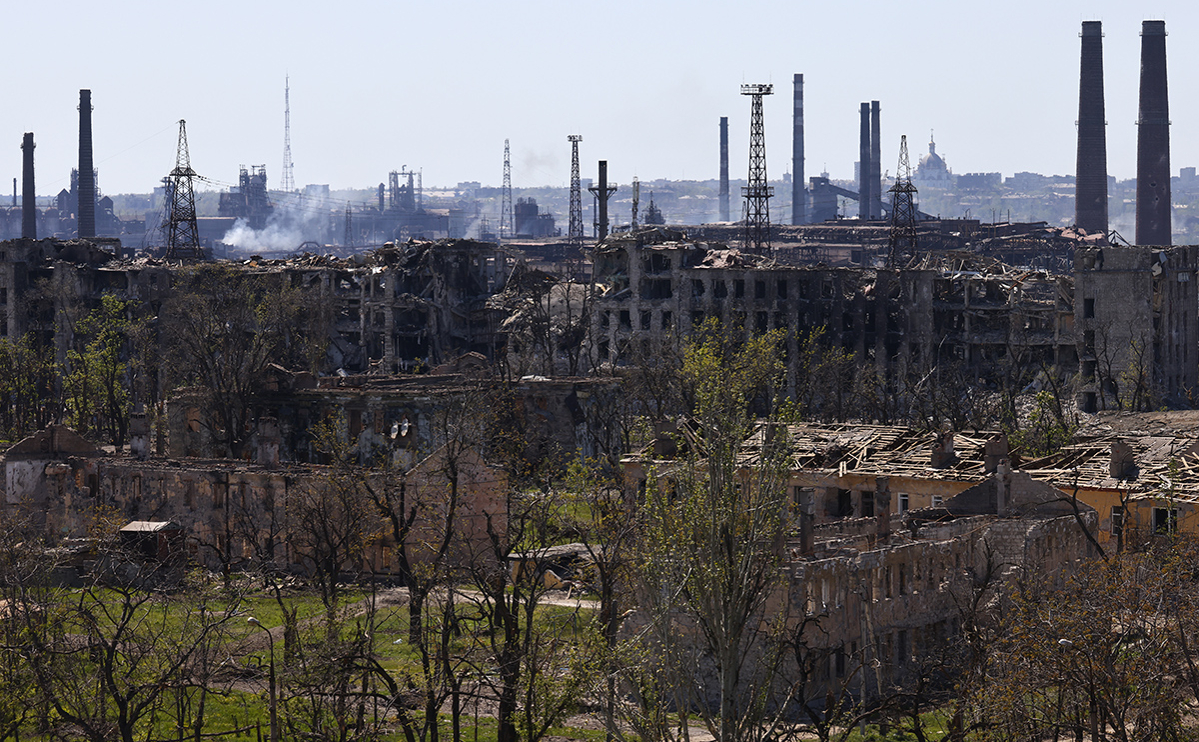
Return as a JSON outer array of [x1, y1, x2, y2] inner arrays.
[[14, 547, 244, 742], [161, 264, 328, 458]]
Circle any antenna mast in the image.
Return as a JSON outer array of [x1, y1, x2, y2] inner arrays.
[[567, 135, 583, 246], [164, 120, 203, 260], [499, 140, 513, 242], [281, 76, 295, 193], [741, 83, 774, 254]]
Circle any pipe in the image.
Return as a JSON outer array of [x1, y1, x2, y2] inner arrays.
[[597, 160, 609, 241], [870, 101, 882, 220]]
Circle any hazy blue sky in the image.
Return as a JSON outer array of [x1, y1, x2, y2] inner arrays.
[[3, 1, 1197, 196]]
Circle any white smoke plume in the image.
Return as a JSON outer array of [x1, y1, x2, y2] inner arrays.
[[220, 191, 331, 256]]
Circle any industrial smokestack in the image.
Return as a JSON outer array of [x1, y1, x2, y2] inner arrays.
[[78, 89, 95, 239], [719, 117, 730, 221], [870, 100, 882, 219], [22, 133, 36, 238], [1075, 21, 1108, 236], [597, 160, 610, 240], [859, 102, 870, 219], [792, 74, 805, 225], [1136, 20, 1171, 246], [21, 133, 35, 240]]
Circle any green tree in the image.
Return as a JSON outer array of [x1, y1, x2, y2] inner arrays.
[[15, 553, 243, 742], [974, 538, 1199, 742], [633, 320, 795, 742], [62, 294, 135, 446], [0, 334, 57, 442], [1010, 389, 1077, 457]]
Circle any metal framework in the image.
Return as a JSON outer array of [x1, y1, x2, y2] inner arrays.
[[741, 84, 774, 254], [567, 135, 583, 245], [344, 204, 353, 247], [164, 120, 204, 260], [281, 76, 295, 193], [499, 140, 512, 241], [887, 135, 919, 266]]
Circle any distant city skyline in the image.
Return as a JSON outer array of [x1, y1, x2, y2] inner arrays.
[[4, 1, 1198, 196]]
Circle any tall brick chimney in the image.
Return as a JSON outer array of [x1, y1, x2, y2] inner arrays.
[[719, 117, 730, 222], [1135, 20, 1171, 246], [21, 133, 35, 239], [859, 102, 871, 220], [1075, 21, 1108, 236], [792, 75, 805, 225], [78, 89, 96, 239], [870, 101, 882, 219]]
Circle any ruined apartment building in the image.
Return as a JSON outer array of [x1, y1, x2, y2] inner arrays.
[[788, 470, 1096, 703], [593, 229, 1199, 408], [623, 422, 1010, 523], [167, 365, 622, 469], [626, 417, 1199, 552], [592, 228, 1073, 395], [0, 423, 507, 575], [0, 237, 515, 376], [624, 435, 1097, 711], [1074, 245, 1199, 410]]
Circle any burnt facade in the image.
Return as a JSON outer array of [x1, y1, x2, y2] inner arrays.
[[591, 228, 1075, 396], [0, 237, 514, 376], [1074, 244, 1199, 410]]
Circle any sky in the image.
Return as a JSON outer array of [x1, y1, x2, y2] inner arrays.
[[3, 1, 1198, 197]]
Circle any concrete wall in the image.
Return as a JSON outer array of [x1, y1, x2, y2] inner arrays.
[[1075, 245, 1199, 409], [94, 445, 507, 575]]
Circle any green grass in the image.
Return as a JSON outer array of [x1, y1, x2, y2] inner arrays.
[[840, 709, 953, 742], [9, 578, 611, 742]]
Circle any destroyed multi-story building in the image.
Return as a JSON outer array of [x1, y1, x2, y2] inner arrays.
[[591, 227, 1075, 398], [166, 365, 621, 469], [788, 469, 1096, 702], [0, 236, 515, 376], [1074, 244, 1199, 410], [1, 423, 507, 575], [622, 421, 1099, 709], [591, 227, 1199, 410]]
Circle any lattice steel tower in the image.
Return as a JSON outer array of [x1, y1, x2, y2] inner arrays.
[[281, 76, 295, 193], [567, 135, 583, 245], [887, 135, 918, 267], [164, 120, 203, 260], [499, 140, 513, 241], [741, 84, 774, 254]]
